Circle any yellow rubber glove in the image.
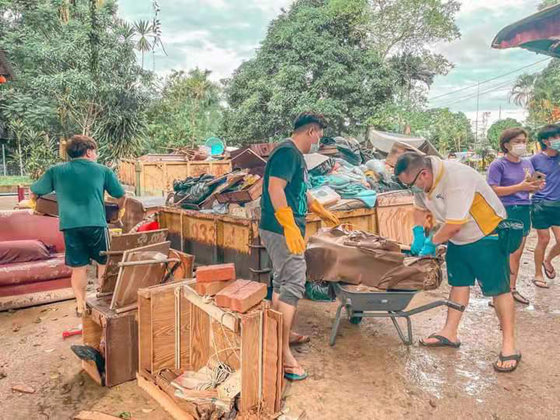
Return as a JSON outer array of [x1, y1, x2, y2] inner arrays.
[[275, 207, 306, 255], [309, 199, 340, 227], [118, 207, 126, 220]]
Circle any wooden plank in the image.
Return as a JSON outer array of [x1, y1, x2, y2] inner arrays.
[[240, 312, 262, 413], [179, 292, 191, 370], [210, 320, 241, 371], [81, 360, 102, 386], [100, 229, 169, 293], [110, 241, 170, 310], [169, 249, 195, 280], [138, 294, 152, 373], [104, 311, 138, 387], [262, 310, 278, 413], [137, 373, 196, 420], [269, 309, 284, 413], [82, 312, 103, 348], [189, 305, 210, 371], [183, 285, 239, 332], [151, 288, 176, 373], [74, 410, 121, 420]]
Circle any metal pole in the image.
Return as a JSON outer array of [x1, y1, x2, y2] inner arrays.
[[1, 144, 6, 176], [475, 82, 480, 145]]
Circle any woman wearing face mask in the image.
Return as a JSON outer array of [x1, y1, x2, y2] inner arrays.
[[487, 128, 542, 304]]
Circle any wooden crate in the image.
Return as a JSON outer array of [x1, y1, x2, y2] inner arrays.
[[376, 191, 415, 245], [82, 296, 138, 387], [137, 282, 284, 419]]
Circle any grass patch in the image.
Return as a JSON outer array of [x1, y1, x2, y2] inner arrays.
[[0, 175, 33, 186]]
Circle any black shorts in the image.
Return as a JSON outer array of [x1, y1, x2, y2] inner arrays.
[[63, 227, 109, 268]]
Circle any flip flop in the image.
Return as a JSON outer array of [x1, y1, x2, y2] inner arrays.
[[543, 262, 556, 280], [419, 334, 461, 348], [512, 289, 530, 305], [532, 278, 550, 289], [284, 365, 308, 381], [289, 333, 310, 346], [493, 352, 522, 373]]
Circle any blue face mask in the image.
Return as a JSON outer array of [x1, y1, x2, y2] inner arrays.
[[410, 186, 423, 194], [550, 140, 560, 151]]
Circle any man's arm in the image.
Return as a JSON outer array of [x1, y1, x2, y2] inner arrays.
[[269, 177, 289, 210], [432, 223, 463, 245], [30, 169, 54, 198], [104, 168, 126, 199]]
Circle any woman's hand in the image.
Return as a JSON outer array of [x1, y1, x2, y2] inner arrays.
[[518, 179, 544, 192]]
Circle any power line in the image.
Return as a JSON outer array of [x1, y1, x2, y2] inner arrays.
[[428, 57, 552, 102]]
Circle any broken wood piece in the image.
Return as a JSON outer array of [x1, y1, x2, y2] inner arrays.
[[183, 285, 239, 332], [113, 302, 138, 314], [73, 411, 121, 420], [195, 280, 233, 297], [215, 280, 268, 313], [11, 384, 35, 394], [137, 373, 197, 420], [195, 263, 236, 283], [117, 257, 179, 268], [240, 311, 262, 412]]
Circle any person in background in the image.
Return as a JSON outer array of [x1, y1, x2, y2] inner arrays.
[[30, 135, 126, 317], [530, 124, 560, 288], [398, 152, 521, 373], [487, 128, 544, 304], [259, 112, 340, 381]]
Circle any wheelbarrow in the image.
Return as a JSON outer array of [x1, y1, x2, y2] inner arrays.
[[329, 283, 465, 346]]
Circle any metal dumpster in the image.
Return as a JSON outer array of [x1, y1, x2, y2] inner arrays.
[[157, 207, 378, 283]]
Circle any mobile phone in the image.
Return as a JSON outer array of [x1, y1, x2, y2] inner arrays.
[[531, 171, 546, 182]]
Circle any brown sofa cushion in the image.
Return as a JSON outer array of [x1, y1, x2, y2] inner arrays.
[[0, 240, 54, 264]]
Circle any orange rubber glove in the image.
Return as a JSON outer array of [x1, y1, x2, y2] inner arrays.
[[275, 206, 306, 255], [309, 199, 340, 227]]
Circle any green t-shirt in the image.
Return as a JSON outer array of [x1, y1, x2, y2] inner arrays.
[[260, 140, 308, 236], [31, 159, 125, 230]]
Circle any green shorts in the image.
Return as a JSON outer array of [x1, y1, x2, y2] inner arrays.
[[63, 227, 109, 268], [446, 236, 510, 297], [505, 205, 531, 237], [531, 200, 560, 230]]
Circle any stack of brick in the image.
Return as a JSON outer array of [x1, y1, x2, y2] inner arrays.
[[215, 280, 267, 313], [195, 263, 236, 296]]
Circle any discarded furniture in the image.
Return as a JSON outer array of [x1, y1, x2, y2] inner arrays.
[[0, 210, 73, 311], [137, 281, 284, 419], [376, 190, 415, 245]]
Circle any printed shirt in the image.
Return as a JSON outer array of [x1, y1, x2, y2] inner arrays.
[[414, 157, 506, 245]]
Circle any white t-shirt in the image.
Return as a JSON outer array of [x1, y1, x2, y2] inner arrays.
[[414, 157, 506, 245]]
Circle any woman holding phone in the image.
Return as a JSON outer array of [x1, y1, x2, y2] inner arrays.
[[487, 128, 544, 304]]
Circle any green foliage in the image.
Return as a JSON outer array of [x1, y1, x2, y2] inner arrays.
[[538, 0, 560, 10], [0, 0, 154, 168], [145, 69, 223, 152], [486, 118, 523, 150], [222, 0, 395, 144]]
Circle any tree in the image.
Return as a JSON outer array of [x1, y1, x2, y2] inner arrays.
[[133, 19, 153, 69], [486, 118, 523, 150], [510, 74, 536, 107], [222, 0, 395, 144], [539, 0, 559, 10], [0, 0, 154, 170], [145, 69, 223, 152]]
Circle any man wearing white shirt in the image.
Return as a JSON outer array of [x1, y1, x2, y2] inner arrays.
[[396, 152, 521, 373]]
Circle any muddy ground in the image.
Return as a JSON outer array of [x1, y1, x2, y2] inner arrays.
[[1, 231, 559, 420]]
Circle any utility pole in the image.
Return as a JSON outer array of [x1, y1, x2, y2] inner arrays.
[[499, 105, 502, 120], [475, 82, 480, 145]]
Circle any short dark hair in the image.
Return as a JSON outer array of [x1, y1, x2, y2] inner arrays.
[[537, 124, 560, 150], [66, 135, 97, 158], [293, 112, 327, 132], [395, 152, 429, 177], [499, 127, 528, 153]]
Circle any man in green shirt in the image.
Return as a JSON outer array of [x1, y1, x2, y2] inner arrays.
[[259, 112, 340, 381], [31, 135, 126, 316]]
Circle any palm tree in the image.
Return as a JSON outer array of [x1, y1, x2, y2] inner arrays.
[[510, 74, 536, 107], [133, 20, 153, 69]]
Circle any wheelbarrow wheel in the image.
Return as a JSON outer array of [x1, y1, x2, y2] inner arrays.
[[349, 311, 363, 325]]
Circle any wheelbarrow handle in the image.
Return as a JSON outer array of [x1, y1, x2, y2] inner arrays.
[[446, 300, 466, 312]]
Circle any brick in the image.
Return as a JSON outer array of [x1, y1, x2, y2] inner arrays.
[[215, 280, 267, 313], [215, 280, 248, 308], [196, 263, 236, 283], [195, 280, 234, 297]]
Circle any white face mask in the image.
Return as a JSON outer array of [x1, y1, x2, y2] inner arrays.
[[550, 140, 560, 151], [510, 144, 527, 157]]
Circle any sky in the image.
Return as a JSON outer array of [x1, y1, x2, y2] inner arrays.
[[117, 0, 550, 129]]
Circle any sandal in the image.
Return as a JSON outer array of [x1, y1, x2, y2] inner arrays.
[[493, 352, 522, 373], [543, 262, 556, 280], [419, 334, 461, 348], [289, 332, 310, 346], [75, 307, 83, 318], [532, 278, 550, 289], [512, 289, 530, 305], [284, 364, 308, 381]]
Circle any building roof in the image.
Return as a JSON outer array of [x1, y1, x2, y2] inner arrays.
[[492, 4, 560, 58], [365, 128, 442, 158]]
